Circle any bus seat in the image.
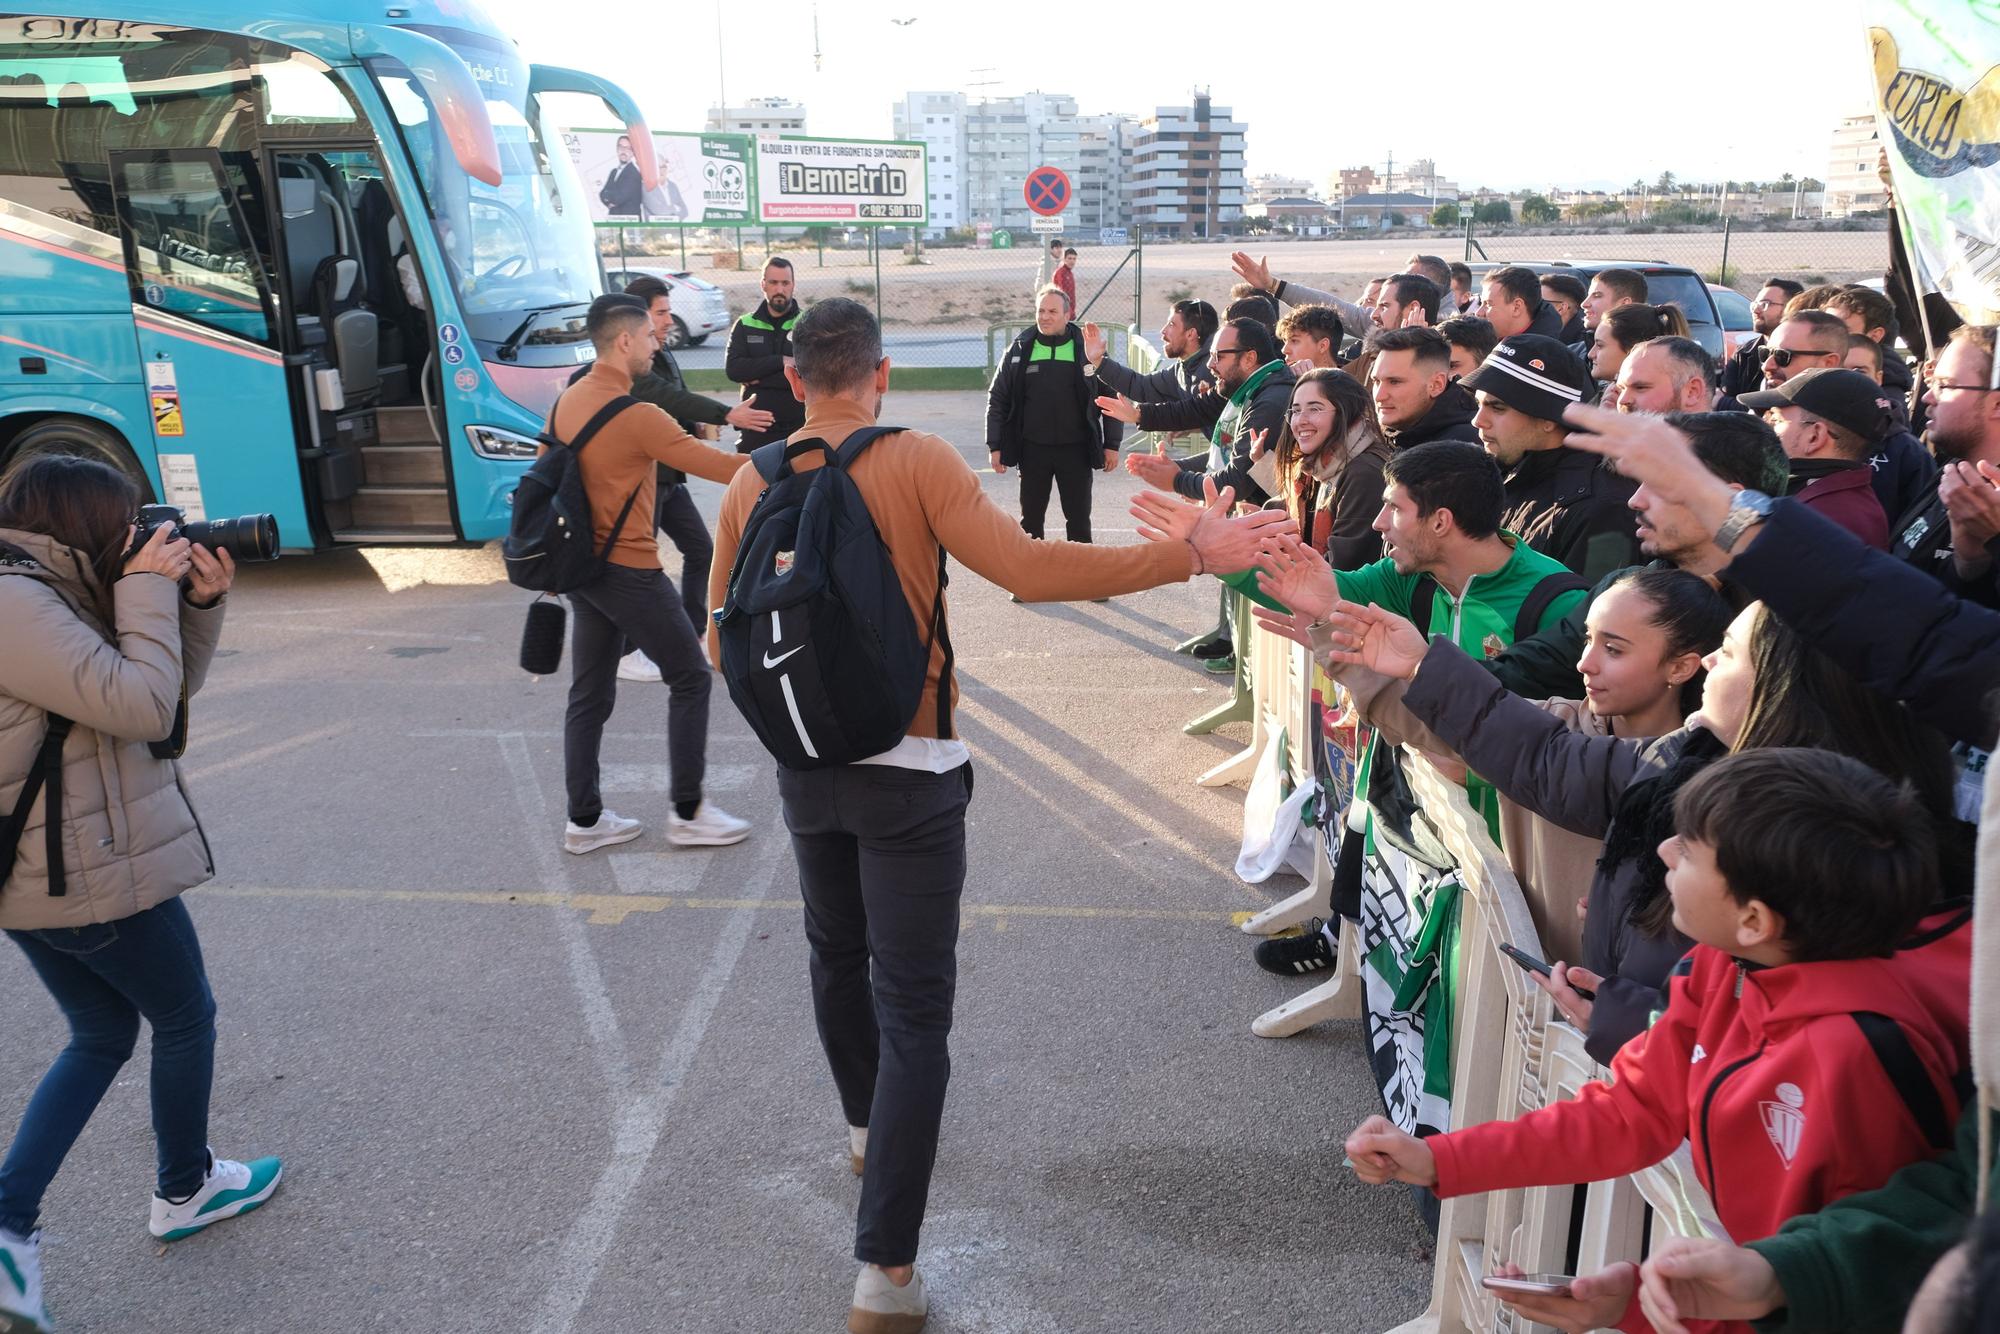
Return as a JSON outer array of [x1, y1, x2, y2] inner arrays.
[[313, 256, 380, 407], [354, 178, 405, 314], [310, 254, 362, 318], [331, 307, 380, 403], [276, 161, 337, 300]]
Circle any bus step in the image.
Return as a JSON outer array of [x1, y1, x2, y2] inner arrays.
[[360, 445, 448, 486], [376, 405, 441, 446], [332, 527, 459, 544], [349, 484, 453, 531]]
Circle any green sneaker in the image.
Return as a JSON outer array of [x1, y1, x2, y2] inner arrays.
[[147, 1152, 283, 1242], [1202, 653, 1237, 674], [0, 1228, 49, 1334]]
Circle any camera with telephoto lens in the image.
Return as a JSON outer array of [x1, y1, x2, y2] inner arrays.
[[125, 503, 280, 565], [124, 505, 278, 760]]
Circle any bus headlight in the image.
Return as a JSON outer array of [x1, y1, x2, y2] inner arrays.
[[465, 424, 541, 460]]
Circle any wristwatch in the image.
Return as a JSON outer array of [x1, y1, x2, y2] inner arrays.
[[1714, 489, 1775, 554]]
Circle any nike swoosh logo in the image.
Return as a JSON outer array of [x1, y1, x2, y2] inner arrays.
[[763, 646, 804, 668]]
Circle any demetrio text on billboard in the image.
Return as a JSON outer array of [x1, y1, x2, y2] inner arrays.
[[777, 163, 908, 198]]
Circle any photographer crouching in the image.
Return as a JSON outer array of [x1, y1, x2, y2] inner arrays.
[[0, 456, 280, 1334]]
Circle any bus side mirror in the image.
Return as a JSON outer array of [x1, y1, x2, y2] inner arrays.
[[357, 29, 503, 187], [526, 66, 658, 189]]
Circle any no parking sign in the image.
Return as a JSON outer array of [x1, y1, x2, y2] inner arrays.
[[1024, 165, 1071, 216]]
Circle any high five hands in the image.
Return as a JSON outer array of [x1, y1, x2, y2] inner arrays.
[[1129, 477, 1297, 575]]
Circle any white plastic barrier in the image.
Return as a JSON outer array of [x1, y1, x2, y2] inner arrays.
[[1211, 625, 1363, 1036], [1206, 630, 1722, 1328], [1384, 751, 1723, 1334]]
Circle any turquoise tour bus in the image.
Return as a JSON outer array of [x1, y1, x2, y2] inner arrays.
[[0, 3, 657, 546]]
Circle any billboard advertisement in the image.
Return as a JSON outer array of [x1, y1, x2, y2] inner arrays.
[[753, 136, 927, 225], [569, 128, 753, 227]]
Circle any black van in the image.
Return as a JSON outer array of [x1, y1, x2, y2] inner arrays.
[[1466, 261, 1725, 359]]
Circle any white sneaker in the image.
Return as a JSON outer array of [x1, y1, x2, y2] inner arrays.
[[848, 1125, 868, 1177], [147, 1152, 283, 1242], [665, 802, 751, 847], [616, 650, 663, 683], [564, 810, 643, 855], [848, 1265, 927, 1334], [0, 1228, 49, 1334]]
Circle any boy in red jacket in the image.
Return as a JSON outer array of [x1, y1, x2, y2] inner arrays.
[[1345, 748, 1967, 1333]]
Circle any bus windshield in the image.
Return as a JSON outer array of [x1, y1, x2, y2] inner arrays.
[[372, 25, 599, 342]]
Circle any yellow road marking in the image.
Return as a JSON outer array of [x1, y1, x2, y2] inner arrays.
[[203, 884, 1238, 928]]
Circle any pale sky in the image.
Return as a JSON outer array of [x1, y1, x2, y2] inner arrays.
[[487, 0, 1876, 192]]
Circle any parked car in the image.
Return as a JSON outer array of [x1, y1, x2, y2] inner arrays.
[[1709, 284, 1755, 363], [601, 267, 731, 348], [1465, 260, 1726, 360]]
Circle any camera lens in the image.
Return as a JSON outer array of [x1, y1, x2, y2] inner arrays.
[[181, 514, 279, 562]]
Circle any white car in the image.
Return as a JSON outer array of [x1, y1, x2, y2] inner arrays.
[[1708, 284, 1755, 364], [602, 267, 730, 348]]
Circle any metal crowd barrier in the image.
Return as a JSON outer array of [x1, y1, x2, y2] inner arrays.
[[1213, 633, 1723, 1331]]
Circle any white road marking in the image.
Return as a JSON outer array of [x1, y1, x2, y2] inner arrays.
[[606, 849, 716, 894], [531, 837, 783, 1334], [181, 722, 347, 781], [498, 733, 632, 1107], [599, 762, 756, 793]]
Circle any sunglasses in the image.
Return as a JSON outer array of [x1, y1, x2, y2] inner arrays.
[[1760, 347, 1835, 368]]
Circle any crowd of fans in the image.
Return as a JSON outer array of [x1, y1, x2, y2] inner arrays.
[[1067, 239, 2000, 1332]]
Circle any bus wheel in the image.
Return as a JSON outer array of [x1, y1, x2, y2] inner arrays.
[[3, 418, 155, 501]]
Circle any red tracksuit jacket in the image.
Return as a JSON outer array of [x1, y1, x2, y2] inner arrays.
[[1429, 940, 1967, 1332]]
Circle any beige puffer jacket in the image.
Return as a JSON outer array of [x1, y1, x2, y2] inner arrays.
[[0, 527, 223, 930]]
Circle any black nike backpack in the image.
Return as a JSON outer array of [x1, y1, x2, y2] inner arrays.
[[502, 395, 641, 593], [715, 428, 952, 769]]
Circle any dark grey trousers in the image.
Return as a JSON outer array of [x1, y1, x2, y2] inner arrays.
[[776, 761, 973, 1266], [564, 563, 710, 822], [653, 483, 714, 634]]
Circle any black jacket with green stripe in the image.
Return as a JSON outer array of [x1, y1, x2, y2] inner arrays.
[[984, 324, 1123, 464], [724, 299, 804, 449]]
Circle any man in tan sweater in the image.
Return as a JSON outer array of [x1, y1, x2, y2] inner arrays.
[[707, 298, 1293, 1334], [554, 295, 751, 856]]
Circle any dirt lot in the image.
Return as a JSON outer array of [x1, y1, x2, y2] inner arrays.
[[602, 228, 1892, 333]]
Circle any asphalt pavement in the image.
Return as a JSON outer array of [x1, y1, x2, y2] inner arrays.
[[0, 392, 1433, 1333]]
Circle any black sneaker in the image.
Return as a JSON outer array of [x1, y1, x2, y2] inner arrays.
[[1254, 919, 1335, 976], [1190, 637, 1232, 660]]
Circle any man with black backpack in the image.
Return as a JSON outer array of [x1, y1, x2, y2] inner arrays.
[[549, 295, 753, 855], [706, 298, 1294, 1334]]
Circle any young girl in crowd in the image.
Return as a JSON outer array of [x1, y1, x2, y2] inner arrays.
[[1592, 303, 1692, 387], [1254, 538, 1969, 1064], [1261, 368, 1392, 570], [1332, 567, 1727, 966]]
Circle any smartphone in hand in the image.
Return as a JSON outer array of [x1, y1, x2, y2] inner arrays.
[[1498, 942, 1551, 978], [1481, 1273, 1575, 1298]]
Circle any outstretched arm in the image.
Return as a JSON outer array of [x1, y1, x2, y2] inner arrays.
[[1563, 404, 2000, 748]]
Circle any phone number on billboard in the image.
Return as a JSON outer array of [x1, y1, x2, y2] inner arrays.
[[858, 204, 924, 219]]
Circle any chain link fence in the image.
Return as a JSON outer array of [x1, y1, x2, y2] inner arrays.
[[597, 226, 1147, 386], [1452, 218, 1892, 292], [597, 220, 1896, 386]]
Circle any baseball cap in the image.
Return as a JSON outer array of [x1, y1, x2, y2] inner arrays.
[[1738, 368, 1894, 445], [1460, 334, 1592, 422]]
